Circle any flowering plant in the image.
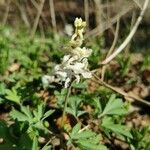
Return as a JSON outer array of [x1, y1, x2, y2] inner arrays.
[[42, 18, 92, 88]]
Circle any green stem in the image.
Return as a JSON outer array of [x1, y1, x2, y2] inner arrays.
[[61, 81, 73, 128]]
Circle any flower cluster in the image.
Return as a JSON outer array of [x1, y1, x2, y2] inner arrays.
[[42, 18, 92, 88]]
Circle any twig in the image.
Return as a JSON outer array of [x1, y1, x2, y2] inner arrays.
[[124, 11, 136, 55], [85, 4, 134, 39], [101, 18, 120, 81], [39, 21, 45, 39], [13, 0, 30, 28], [49, 0, 57, 31], [2, 0, 10, 25], [92, 74, 150, 106], [107, 19, 120, 57], [30, 0, 45, 39], [30, 0, 48, 25], [94, 0, 103, 35], [101, 0, 149, 65], [84, 0, 89, 31], [132, 0, 142, 9], [78, 125, 90, 133]]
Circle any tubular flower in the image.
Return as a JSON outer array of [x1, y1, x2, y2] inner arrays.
[[42, 18, 92, 88]]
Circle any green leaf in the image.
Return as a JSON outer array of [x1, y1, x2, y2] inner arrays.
[[42, 109, 54, 120], [37, 104, 44, 120], [99, 94, 127, 117], [32, 136, 39, 150], [72, 81, 87, 89], [10, 109, 28, 122], [70, 123, 107, 150], [74, 130, 96, 140], [102, 117, 132, 139], [71, 123, 81, 137], [41, 145, 51, 150], [77, 110, 86, 117], [0, 120, 32, 150], [55, 89, 67, 108], [77, 140, 107, 150], [5, 88, 21, 104], [21, 106, 33, 122], [67, 96, 85, 117]]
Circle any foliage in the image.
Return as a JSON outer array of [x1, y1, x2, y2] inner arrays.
[[98, 94, 128, 118], [128, 127, 150, 150], [0, 22, 149, 150], [0, 120, 32, 150], [67, 123, 107, 150], [118, 56, 131, 76], [101, 117, 132, 139], [10, 104, 54, 135]]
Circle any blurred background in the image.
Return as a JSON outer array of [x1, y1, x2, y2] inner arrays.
[[0, 2, 150, 149], [0, 0, 150, 49], [0, 0, 150, 81]]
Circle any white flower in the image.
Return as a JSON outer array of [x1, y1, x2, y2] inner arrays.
[[42, 75, 55, 87], [74, 18, 86, 28], [71, 47, 92, 59], [42, 18, 92, 88]]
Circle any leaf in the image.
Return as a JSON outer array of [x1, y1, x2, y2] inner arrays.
[[92, 97, 103, 115], [66, 107, 76, 117], [5, 88, 21, 104], [37, 104, 44, 120], [42, 109, 54, 120], [77, 110, 86, 117], [74, 130, 96, 140], [0, 83, 6, 95], [67, 96, 85, 117], [10, 109, 28, 122], [72, 81, 87, 89], [32, 136, 39, 150], [77, 140, 107, 150], [71, 123, 81, 137], [0, 120, 32, 150], [55, 89, 67, 107], [102, 117, 132, 139], [70, 123, 107, 150], [99, 94, 127, 117], [21, 106, 33, 122], [41, 145, 51, 150]]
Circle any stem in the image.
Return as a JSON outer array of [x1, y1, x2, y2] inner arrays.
[[101, 18, 120, 81], [101, 0, 149, 65], [92, 73, 150, 106], [61, 81, 73, 128]]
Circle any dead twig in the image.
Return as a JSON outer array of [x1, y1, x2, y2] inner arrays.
[[93, 74, 150, 107], [30, 0, 48, 25], [132, 0, 142, 9], [49, 0, 57, 31], [13, 0, 30, 28], [84, 0, 89, 31], [30, 0, 45, 39], [78, 125, 90, 133], [2, 0, 10, 25], [101, 0, 149, 65], [124, 11, 136, 55], [85, 4, 134, 39], [94, 0, 103, 35], [101, 18, 120, 81]]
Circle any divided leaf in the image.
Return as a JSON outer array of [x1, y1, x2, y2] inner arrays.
[[69, 123, 108, 150], [99, 94, 127, 117], [102, 117, 132, 139], [5, 88, 21, 104], [10, 109, 28, 122]]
